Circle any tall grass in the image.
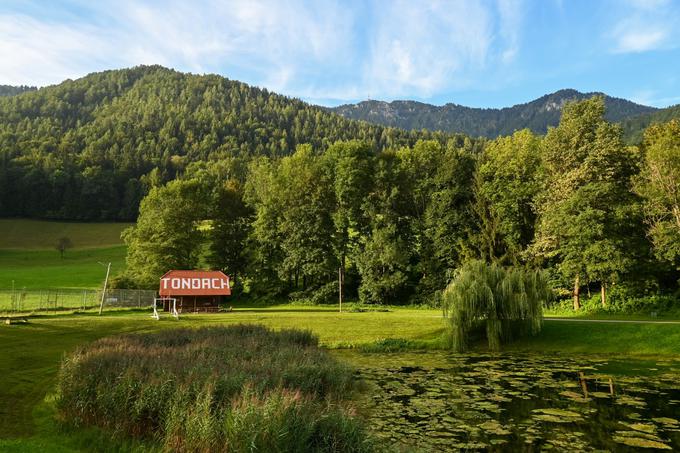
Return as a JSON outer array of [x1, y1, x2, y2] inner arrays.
[[57, 325, 373, 452], [442, 260, 551, 352]]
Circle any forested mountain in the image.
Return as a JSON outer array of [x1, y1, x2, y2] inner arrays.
[[0, 66, 466, 221], [0, 85, 37, 97], [622, 103, 680, 143], [331, 89, 657, 138]]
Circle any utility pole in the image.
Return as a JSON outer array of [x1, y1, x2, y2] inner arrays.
[[98, 262, 111, 315], [338, 266, 343, 313]]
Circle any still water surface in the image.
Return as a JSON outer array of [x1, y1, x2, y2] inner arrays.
[[335, 351, 680, 451]]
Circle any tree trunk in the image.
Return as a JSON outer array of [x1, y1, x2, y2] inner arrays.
[[601, 282, 606, 307], [573, 276, 581, 310]]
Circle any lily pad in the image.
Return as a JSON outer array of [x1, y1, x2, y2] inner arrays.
[[623, 422, 657, 434], [479, 420, 512, 435], [590, 391, 612, 398], [653, 417, 679, 427], [559, 390, 591, 403], [613, 436, 672, 450], [615, 395, 647, 407], [532, 408, 582, 418]]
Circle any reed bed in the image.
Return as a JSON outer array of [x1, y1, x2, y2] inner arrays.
[[57, 325, 372, 452]]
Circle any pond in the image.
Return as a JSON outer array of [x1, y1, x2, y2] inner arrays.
[[334, 351, 680, 451]]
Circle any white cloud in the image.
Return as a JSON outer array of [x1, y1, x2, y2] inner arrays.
[[0, 14, 114, 86], [608, 0, 678, 54], [631, 89, 680, 107], [625, 0, 671, 11], [497, 0, 523, 63], [613, 28, 667, 53], [0, 0, 357, 88], [364, 0, 495, 98], [0, 0, 525, 103]]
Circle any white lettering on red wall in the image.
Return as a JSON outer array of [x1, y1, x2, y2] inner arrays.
[[161, 277, 230, 290]]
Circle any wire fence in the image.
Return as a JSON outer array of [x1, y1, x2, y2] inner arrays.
[[0, 288, 157, 314]]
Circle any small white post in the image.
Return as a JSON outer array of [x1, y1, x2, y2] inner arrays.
[[152, 298, 160, 320], [171, 298, 179, 319], [98, 262, 111, 315]]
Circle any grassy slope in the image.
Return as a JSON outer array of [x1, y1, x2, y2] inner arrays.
[[0, 219, 129, 289], [0, 246, 126, 289], [0, 219, 131, 249]]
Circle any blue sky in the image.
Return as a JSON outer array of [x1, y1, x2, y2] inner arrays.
[[1, 0, 679, 108]]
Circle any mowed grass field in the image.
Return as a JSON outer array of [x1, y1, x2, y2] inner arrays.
[[0, 306, 679, 451], [0, 219, 130, 289]]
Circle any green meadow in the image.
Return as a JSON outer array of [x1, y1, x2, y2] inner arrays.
[[0, 219, 129, 289], [0, 246, 126, 289], [0, 308, 679, 451], [0, 219, 131, 249]]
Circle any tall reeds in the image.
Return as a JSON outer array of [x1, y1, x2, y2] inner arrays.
[[57, 325, 373, 452]]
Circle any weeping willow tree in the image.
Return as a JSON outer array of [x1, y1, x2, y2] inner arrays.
[[443, 260, 552, 352]]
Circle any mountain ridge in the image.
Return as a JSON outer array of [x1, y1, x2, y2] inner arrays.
[[330, 89, 658, 138]]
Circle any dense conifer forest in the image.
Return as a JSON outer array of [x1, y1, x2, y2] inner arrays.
[[0, 66, 460, 220]]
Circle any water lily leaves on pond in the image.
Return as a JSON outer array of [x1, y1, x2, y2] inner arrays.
[[615, 394, 647, 407], [472, 401, 502, 413], [614, 430, 666, 442], [559, 390, 592, 403], [488, 393, 512, 402], [479, 420, 512, 435], [532, 408, 582, 418], [652, 417, 679, 427], [450, 441, 489, 449], [589, 391, 612, 398], [344, 352, 680, 451], [612, 435, 672, 450], [619, 422, 658, 434], [533, 414, 579, 423]]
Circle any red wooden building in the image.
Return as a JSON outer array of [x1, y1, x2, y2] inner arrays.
[[158, 270, 231, 313]]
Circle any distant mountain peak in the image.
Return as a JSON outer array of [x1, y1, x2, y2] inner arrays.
[[331, 90, 657, 138]]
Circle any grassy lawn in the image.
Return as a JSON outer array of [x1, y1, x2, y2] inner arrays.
[[0, 307, 443, 444], [0, 219, 131, 250], [544, 309, 680, 321], [0, 246, 127, 289], [510, 320, 680, 355], [0, 306, 678, 450]]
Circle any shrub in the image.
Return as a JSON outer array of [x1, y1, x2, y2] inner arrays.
[[442, 260, 551, 352], [57, 325, 373, 452]]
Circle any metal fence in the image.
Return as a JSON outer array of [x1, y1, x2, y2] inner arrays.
[[0, 288, 157, 313]]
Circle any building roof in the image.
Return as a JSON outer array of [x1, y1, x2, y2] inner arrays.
[[159, 270, 231, 296]]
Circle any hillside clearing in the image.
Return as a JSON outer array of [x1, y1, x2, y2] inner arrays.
[[0, 246, 126, 289], [0, 219, 130, 249]]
